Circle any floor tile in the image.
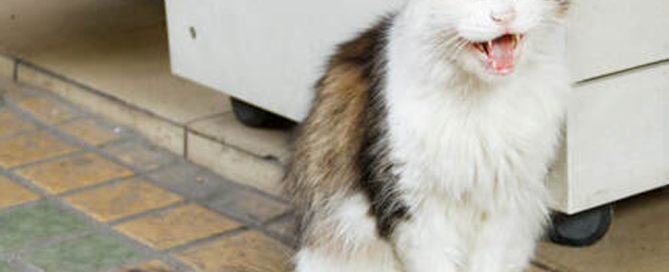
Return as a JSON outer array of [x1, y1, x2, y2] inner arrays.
[[17, 153, 133, 194], [0, 81, 37, 102], [266, 215, 298, 247], [28, 233, 144, 272], [0, 202, 89, 252], [148, 163, 238, 204], [115, 204, 241, 250], [0, 111, 36, 138], [0, 131, 77, 168], [537, 188, 669, 272], [18, 96, 78, 124], [59, 118, 120, 146], [0, 175, 40, 209], [120, 260, 175, 272], [0, 262, 15, 272], [105, 141, 177, 172], [209, 189, 291, 224], [65, 178, 182, 222], [176, 231, 294, 272], [0, 55, 13, 79]]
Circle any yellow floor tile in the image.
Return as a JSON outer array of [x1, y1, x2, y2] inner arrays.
[[59, 119, 120, 146], [0, 111, 36, 138], [0, 175, 40, 209], [116, 204, 241, 250], [177, 231, 293, 272], [18, 96, 78, 124], [17, 153, 133, 194], [66, 178, 182, 222], [120, 260, 175, 272], [0, 131, 77, 168]]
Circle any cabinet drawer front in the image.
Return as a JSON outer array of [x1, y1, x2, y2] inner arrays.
[[565, 63, 669, 212], [567, 0, 669, 81]]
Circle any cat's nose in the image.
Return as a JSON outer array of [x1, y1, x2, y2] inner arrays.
[[490, 8, 517, 24]]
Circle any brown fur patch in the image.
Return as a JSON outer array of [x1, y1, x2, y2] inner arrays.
[[284, 18, 391, 246], [556, 0, 570, 18]]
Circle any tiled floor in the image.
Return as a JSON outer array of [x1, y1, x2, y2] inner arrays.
[[0, 0, 290, 197], [0, 80, 295, 271], [2, 71, 669, 271]]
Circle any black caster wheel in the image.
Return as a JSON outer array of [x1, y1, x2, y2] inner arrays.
[[549, 204, 613, 247], [230, 97, 295, 129]]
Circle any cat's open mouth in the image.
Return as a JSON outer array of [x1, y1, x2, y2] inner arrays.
[[471, 34, 524, 75]]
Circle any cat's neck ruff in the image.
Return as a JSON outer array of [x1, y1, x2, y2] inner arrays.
[[383, 7, 569, 209]]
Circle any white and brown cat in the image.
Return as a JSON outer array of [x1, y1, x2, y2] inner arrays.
[[286, 0, 570, 271]]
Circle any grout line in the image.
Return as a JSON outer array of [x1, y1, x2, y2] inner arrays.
[[12, 57, 18, 82], [108, 201, 189, 227], [163, 227, 250, 255], [7, 149, 86, 173], [183, 126, 188, 160]]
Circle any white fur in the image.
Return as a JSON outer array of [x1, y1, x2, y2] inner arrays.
[[295, 0, 570, 271]]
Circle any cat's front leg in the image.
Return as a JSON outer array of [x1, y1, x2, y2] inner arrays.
[[466, 209, 546, 272], [392, 206, 466, 272]]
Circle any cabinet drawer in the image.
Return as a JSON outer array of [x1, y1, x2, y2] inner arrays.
[[567, 0, 669, 81], [548, 63, 669, 213]]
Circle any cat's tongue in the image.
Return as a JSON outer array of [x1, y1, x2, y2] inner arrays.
[[489, 35, 516, 74]]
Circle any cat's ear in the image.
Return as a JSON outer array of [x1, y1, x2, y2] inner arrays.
[[554, 0, 570, 18]]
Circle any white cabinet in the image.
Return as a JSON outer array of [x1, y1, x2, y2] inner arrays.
[[165, 1, 669, 214]]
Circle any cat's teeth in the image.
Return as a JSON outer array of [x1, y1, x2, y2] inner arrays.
[[487, 41, 493, 54], [511, 35, 518, 49]]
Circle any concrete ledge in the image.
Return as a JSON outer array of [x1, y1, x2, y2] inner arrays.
[[187, 133, 285, 196], [12, 61, 290, 197], [0, 55, 14, 79]]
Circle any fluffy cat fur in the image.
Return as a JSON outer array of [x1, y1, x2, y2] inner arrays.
[[286, 0, 571, 271]]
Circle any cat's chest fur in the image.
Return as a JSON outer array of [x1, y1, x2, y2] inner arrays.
[[385, 68, 567, 211]]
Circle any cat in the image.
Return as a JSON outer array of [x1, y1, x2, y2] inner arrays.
[[285, 0, 570, 271]]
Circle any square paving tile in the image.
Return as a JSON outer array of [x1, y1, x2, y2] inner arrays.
[[104, 141, 177, 172], [18, 96, 79, 124], [0, 175, 40, 209], [17, 153, 134, 194], [176, 231, 294, 272], [0, 202, 90, 252], [0, 131, 77, 168], [28, 233, 145, 272], [0, 82, 37, 102], [209, 189, 291, 224], [59, 119, 121, 146], [0, 111, 36, 138], [65, 178, 183, 222], [120, 260, 175, 272], [0, 262, 15, 272], [115, 204, 241, 250], [266, 215, 298, 247], [148, 163, 238, 203]]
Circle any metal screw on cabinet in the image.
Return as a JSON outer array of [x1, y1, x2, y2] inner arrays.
[[189, 26, 197, 40]]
